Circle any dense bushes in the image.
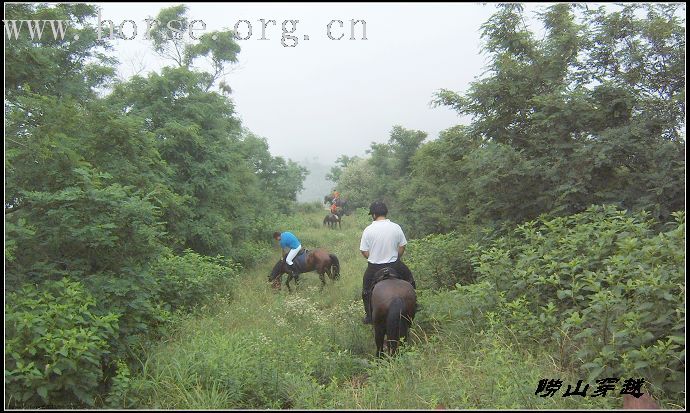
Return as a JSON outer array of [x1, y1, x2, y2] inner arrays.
[[4, 251, 243, 409], [409, 206, 685, 404], [4, 3, 306, 408], [150, 250, 241, 313], [406, 232, 482, 290], [5, 278, 119, 407]]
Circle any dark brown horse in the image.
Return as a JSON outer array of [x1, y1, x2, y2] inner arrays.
[[623, 393, 660, 409], [323, 213, 341, 229], [269, 248, 340, 292], [334, 198, 348, 216], [371, 270, 416, 357]]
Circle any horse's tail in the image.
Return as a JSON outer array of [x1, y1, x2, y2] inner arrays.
[[386, 297, 408, 356], [329, 254, 340, 279]]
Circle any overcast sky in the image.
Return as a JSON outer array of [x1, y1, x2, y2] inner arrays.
[[97, 2, 552, 164]]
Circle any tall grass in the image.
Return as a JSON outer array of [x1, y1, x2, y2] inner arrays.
[[115, 209, 625, 409]]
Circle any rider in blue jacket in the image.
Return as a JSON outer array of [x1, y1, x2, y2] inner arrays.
[[273, 231, 302, 278]]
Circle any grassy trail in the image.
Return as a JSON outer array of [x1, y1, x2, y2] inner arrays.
[[127, 209, 619, 409]]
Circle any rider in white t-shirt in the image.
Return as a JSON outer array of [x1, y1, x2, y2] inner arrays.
[[359, 201, 416, 324]]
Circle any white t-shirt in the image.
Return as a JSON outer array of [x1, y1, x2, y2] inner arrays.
[[359, 219, 408, 264]]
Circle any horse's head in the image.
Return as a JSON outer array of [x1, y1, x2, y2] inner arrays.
[[268, 259, 286, 282]]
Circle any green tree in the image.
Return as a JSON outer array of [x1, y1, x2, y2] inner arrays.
[[145, 5, 239, 89], [4, 3, 116, 101], [5, 4, 171, 407], [326, 155, 360, 183], [238, 129, 308, 211], [430, 3, 685, 229], [335, 126, 426, 212], [335, 158, 377, 210]]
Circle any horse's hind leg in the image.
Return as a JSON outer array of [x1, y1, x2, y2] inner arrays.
[[374, 323, 386, 358], [319, 272, 326, 289]]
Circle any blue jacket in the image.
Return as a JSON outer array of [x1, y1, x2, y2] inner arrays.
[[279, 232, 301, 249]]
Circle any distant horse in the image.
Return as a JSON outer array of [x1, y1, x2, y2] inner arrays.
[[334, 198, 349, 216], [268, 248, 341, 292], [370, 268, 417, 357], [323, 213, 341, 229]]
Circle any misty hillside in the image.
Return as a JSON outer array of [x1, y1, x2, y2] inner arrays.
[[296, 157, 333, 203]]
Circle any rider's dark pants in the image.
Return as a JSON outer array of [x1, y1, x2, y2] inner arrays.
[[362, 259, 415, 320]]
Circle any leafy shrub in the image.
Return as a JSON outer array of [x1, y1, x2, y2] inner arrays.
[[5, 278, 119, 408], [83, 269, 170, 361], [104, 359, 138, 409], [470, 206, 685, 402], [416, 282, 499, 334], [407, 232, 479, 290], [5, 169, 165, 290], [150, 250, 241, 313], [228, 240, 273, 269]]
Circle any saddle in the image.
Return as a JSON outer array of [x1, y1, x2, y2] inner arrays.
[[373, 267, 402, 285]]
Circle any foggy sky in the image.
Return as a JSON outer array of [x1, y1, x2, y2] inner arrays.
[[97, 2, 548, 164]]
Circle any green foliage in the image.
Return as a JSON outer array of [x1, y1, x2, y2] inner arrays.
[[104, 359, 136, 409], [238, 129, 308, 211], [469, 206, 685, 403], [146, 4, 240, 85], [5, 2, 306, 408], [406, 232, 482, 290], [334, 126, 426, 212], [4, 3, 116, 101], [332, 4, 686, 237], [5, 278, 119, 408], [106, 68, 306, 260], [428, 3, 685, 228], [6, 165, 164, 289], [121, 294, 372, 409], [333, 158, 376, 210], [5, 2, 684, 409], [327, 155, 360, 184], [150, 250, 241, 313], [84, 269, 170, 361]]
